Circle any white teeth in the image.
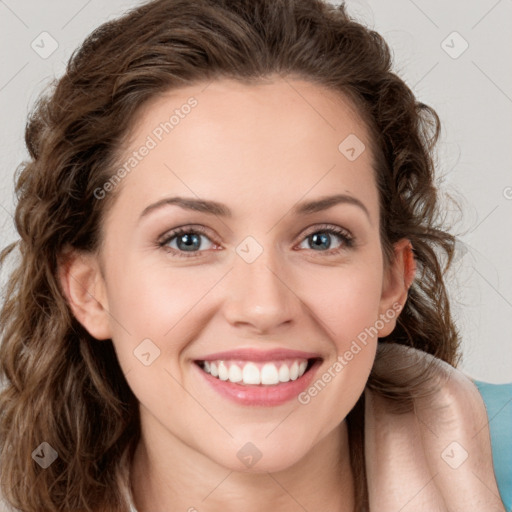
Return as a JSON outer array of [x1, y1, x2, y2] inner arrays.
[[290, 361, 299, 380], [228, 364, 243, 383], [242, 363, 261, 385], [278, 364, 290, 382], [200, 358, 311, 386], [261, 363, 279, 385], [218, 361, 229, 381]]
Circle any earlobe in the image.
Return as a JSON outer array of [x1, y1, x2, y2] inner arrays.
[[377, 239, 416, 337], [58, 247, 112, 340]]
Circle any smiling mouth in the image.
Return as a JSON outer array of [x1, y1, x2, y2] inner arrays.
[[195, 358, 320, 386]]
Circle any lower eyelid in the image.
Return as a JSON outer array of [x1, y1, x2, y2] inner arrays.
[[159, 226, 354, 255], [162, 232, 216, 251], [297, 232, 352, 250]]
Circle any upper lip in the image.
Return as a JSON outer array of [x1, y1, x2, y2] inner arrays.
[[195, 348, 322, 362]]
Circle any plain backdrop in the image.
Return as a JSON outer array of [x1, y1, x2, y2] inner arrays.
[[0, 0, 511, 383]]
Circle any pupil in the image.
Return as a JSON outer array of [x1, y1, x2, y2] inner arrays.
[[311, 233, 330, 250], [178, 233, 200, 251]]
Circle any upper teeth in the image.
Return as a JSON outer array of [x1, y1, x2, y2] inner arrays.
[[201, 359, 309, 386]]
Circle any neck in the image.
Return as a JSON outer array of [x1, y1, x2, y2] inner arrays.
[[130, 418, 355, 512]]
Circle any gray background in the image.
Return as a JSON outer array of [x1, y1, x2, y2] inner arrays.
[[0, 0, 511, 383]]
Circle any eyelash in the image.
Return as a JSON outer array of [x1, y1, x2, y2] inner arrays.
[[157, 224, 354, 259]]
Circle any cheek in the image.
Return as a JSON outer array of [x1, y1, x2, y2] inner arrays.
[[106, 258, 214, 330], [296, 264, 382, 425], [104, 260, 226, 372], [301, 261, 384, 348], [103, 264, 209, 406], [106, 251, 384, 337]]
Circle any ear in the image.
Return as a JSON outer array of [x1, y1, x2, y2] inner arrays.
[[377, 238, 416, 337], [57, 247, 112, 340]]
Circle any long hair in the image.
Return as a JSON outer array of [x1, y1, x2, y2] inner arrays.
[[0, 1, 459, 510]]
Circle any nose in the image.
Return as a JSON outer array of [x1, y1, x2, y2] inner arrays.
[[221, 243, 301, 335]]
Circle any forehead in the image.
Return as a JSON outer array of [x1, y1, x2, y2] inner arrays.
[[109, 77, 379, 222]]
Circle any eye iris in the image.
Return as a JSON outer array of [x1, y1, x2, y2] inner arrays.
[[310, 232, 331, 250], [177, 233, 201, 251]]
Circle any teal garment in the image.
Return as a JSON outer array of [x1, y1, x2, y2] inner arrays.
[[474, 380, 512, 512]]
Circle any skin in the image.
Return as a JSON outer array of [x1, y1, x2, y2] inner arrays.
[[60, 76, 414, 512]]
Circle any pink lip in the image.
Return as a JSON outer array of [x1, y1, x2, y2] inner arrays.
[[196, 348, 322, 362], [193, 358, 323, 407]]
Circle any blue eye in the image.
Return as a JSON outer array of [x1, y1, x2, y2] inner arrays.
[[297, 225, 354, 253], [158, 226, 216, 257], [158, 224, 354, 258]]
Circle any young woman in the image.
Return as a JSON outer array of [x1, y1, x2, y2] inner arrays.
[[0, 0, 506, 511]]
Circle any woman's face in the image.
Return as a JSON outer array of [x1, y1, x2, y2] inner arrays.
[[72, 77, 409, 473]]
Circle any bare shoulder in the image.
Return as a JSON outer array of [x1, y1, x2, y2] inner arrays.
[[370, 342, 487, 419], [365, 342, 505, 512]]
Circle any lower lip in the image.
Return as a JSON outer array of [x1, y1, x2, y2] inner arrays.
[[194, 360, 322, 406]]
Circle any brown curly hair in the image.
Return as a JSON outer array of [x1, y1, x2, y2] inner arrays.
[[0, 0, 460, 510]]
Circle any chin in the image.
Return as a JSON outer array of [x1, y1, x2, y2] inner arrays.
[[205, 434, 316, 474]]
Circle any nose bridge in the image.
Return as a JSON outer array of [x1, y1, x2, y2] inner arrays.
[[223, 235, 299, 332]]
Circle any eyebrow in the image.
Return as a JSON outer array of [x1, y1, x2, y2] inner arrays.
[[292, 194, 370, 219], [138, 194, 370, 221]]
